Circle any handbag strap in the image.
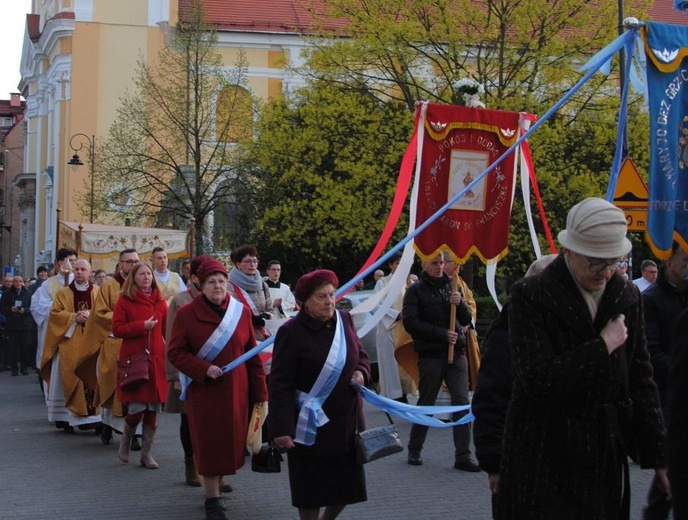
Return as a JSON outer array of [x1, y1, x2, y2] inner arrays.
[[360, 383, 394, 427]]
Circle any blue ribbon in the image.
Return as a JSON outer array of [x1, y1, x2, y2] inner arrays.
[[355, 383, 474, 428]]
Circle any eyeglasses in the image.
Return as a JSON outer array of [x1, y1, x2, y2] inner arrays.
[[617, 261, 628, 268], [241, 259, 259, 265], [579, 255, 623, 274], [121, 259, 138, 264]]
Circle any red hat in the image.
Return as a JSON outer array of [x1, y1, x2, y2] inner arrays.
[[196, 259, 228, 284], [190, 255, 214, 277], [294, 269, 339, 303]]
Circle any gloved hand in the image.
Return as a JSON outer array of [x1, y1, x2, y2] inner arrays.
[[252, 314, 266, 327]]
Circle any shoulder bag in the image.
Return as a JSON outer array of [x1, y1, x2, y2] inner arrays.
[[117, 348, 151, 391], [355, 401, 404, 465]]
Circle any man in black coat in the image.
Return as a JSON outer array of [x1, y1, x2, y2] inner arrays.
[[498, 198, 666, 520], [667, 307, 688, 520], [0, 276, 34, 376], [473, 254, 556, 519], [642, 243, 688, 519], [402, 253, 477, 471]]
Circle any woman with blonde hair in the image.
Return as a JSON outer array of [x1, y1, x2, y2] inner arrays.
[[112, 261, 168, 469]]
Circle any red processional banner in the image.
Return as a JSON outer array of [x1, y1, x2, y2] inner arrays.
[[414, 102, 521, 264]]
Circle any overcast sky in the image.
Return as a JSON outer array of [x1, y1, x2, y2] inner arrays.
[[0, 0, 32, 98]]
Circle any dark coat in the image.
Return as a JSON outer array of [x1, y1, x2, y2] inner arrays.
[[498, 255, 665, 520], [268, 309, 371, 456], [112, 287, 168, 404], [0, 286, 33, 330], [167, 294, 267, 476], [642, 265, 688, 404], [472, 304, 510, 475], [667, 307, 688, 519], [402, 271, 472, 358]]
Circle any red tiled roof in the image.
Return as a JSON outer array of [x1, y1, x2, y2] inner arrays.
[[648, 2, 688, 24], [181, 0, 688, 37], [179, 0, 346, 34]]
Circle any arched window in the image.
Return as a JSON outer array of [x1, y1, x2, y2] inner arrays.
[[216, 85, 253, 142], [212, 179, 253, 252]]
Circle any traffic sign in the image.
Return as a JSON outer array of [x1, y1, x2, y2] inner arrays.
[[613, 158, 648, 209], [613, 158, 649, 232], [624, 209, 649, 232]]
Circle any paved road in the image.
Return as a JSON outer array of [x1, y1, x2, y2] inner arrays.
[[0, 373, 655, 519]]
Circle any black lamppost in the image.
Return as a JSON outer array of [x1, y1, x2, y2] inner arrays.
[[67, 133, 95, 223]]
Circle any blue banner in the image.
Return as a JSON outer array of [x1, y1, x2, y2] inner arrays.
[[643, 21, 688, 256]]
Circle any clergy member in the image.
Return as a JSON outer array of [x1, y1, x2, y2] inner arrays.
[[78, 248, 141, 445], [41, 259, 101, 431], [152, 246, 185, 303], [31, 248, 77, 372]]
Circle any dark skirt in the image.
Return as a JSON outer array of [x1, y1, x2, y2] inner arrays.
[[287, 448, 367, 509]]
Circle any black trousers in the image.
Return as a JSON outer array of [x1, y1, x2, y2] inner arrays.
[[6, 328, 32, 372], [408, 354, 471, 460]]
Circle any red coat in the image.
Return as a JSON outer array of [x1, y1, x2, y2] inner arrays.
[[112, 287, 168, 404], [167, 294, 268, 476]]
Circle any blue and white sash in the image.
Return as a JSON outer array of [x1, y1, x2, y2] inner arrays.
[[179, 297, 243, 400], [294, 310, 347, 446]]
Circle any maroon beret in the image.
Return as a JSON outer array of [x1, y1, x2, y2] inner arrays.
[[189, 255, 214, 277], [196, 259, 228, 284], [294, 269, 339, 303]]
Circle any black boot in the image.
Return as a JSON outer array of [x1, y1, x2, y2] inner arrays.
[[204, 497, 227, 520], [100, 425, 113, 445]]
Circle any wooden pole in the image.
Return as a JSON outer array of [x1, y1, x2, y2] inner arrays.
[[189, 216, 196, 258], [447, 267, 459, 364]]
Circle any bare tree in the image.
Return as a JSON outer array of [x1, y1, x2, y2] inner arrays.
[[89, 0, 254, 253]]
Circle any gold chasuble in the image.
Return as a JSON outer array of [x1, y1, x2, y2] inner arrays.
[[78, 274, 125, 414], [41, 282, 99, 417]]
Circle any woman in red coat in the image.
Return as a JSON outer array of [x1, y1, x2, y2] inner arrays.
[[112, 261, 168, 469], [168, 259, 268, 520]]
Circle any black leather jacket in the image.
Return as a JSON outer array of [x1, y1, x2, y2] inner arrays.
[[402, 270, 472, 359]]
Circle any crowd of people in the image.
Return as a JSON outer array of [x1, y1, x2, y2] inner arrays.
[[0, 196, 686, 520]]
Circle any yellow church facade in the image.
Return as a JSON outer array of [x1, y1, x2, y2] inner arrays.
[[19, 0, 314, 273]]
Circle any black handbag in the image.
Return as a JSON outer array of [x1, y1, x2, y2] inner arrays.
[[355, 423, 404, 464], [251, 444, 283, 473]]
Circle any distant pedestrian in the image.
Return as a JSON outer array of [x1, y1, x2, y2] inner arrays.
[[0, 276, 33, 376], [94, 269, 108, 286], [633, 259, 658, 293]]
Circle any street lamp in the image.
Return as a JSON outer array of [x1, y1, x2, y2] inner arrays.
[[67, 133, 95, 223]]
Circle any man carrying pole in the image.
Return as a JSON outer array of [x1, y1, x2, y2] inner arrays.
[[402, 253, 478, 471]]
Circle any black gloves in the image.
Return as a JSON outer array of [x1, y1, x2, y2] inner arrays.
[[252, 313, 271, 327]]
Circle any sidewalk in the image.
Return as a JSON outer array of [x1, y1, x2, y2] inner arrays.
[[0, 373, 654, 519]]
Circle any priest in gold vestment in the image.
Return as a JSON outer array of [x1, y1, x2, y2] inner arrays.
[[41, 259, 101, 430], [78, 249, 142, 444]]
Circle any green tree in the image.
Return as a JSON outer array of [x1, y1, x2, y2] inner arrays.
[[88, 0, 253, 253], [297, 0, 653, 293], [304, 0, 651, 113], [245, 80, 414, 279]]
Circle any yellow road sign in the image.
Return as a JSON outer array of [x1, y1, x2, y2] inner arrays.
[[613, 158, 648, 209], [624, 209, 648, 232]]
